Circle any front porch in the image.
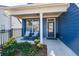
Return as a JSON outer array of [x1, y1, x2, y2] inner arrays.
[[5, 3, 69, 44], [21, 16, 57, 42]]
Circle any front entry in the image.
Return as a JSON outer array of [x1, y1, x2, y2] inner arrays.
[[48, 22, 54, 38], [47, 18, 56, 38]]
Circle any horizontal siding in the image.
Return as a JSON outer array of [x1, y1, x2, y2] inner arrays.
[[58, 3, 79, 55], [12, 28, 22, 38], [0, 30, 9, 45]]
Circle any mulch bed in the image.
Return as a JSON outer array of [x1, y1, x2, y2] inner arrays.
[[15, 44, 47, 56]]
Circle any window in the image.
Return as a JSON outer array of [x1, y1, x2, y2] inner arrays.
[[26, 20, 32, 32], [26, 19, 39, 32], [32, 20, 39, 32]]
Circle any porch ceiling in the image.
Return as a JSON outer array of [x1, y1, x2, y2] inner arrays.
[[14, 12, 62, 19], [5, 3, 69, 18]]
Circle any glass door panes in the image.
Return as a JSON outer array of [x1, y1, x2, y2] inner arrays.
[[48, 19, 54, 38], [48, 22, 54, 32]]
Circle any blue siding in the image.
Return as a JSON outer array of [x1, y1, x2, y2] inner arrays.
[[43, 19, 48, 37], [58, 3, 79, 55], [22, 19, 26, 36]]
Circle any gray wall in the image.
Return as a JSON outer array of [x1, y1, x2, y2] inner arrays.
[[0, 9, 22, 45], [0, 10, 11, 30], [11, 17, 22, 38], [0, 9, 11, 45]]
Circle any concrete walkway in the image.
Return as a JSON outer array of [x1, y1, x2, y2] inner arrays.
[[44, 39, 77, 56]]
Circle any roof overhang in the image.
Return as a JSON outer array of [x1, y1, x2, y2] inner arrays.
[[4, 3, 70, 18]]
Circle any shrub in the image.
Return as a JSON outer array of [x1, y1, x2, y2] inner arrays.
[[1, 37, 17, 56], [37, 43, 44, 49], [3, 37, 17, 49], [16, 42, 32, 56], [1, 45, 17, 56], [28, 48, 38, 56], [17, 42, 31, 51], [34, 39, 40, 45], [17, 42, 40, 56], [24, 47, 39, 56]]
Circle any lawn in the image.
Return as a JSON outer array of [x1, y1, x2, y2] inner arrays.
[[1, 38, 47, 56]]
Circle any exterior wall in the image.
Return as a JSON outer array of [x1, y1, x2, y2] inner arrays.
[[0, 9, 11, 45], [43, 18, 48, 37], [11, 16, 22, 29], [0, 10, 11, 30], [58, 3, 79, 55], [0, 9, 22, 44], [12, 28, 21, 38], [11, 16, 22, 38]]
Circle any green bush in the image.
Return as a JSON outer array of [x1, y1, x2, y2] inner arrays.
[[16, 42, 32, 56], [34, 39, 40, 45], [34, 39, 44, 49], [17, 42, 40, 56], [1, 44, 17, 56], [17, 42, 31, 50], [3, 37, 17, 49], [22, 47, 39, 56], [1, 37, 17, 56], [37, 43, 44, 49], [27, 47, 39, 56]]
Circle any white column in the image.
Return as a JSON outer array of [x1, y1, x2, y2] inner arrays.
[[54, 18, 56, 38], [40, 13, 43, 44], [32, 20, 33, 33]]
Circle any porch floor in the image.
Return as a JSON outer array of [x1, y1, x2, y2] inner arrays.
[[44, 39, 77, 56]]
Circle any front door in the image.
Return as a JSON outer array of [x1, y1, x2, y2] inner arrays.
[[48, 20, 54, 38]]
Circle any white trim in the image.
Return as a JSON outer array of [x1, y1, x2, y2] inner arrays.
[[47, 18, 48, 37], [32, 19, 33, 33], [6, 4, 69, 15], [40, 13, 43, 44], [54, 18, 56, 38]]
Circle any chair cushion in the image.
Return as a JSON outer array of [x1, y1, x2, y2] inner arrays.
[[32, 32, 38, 36]]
